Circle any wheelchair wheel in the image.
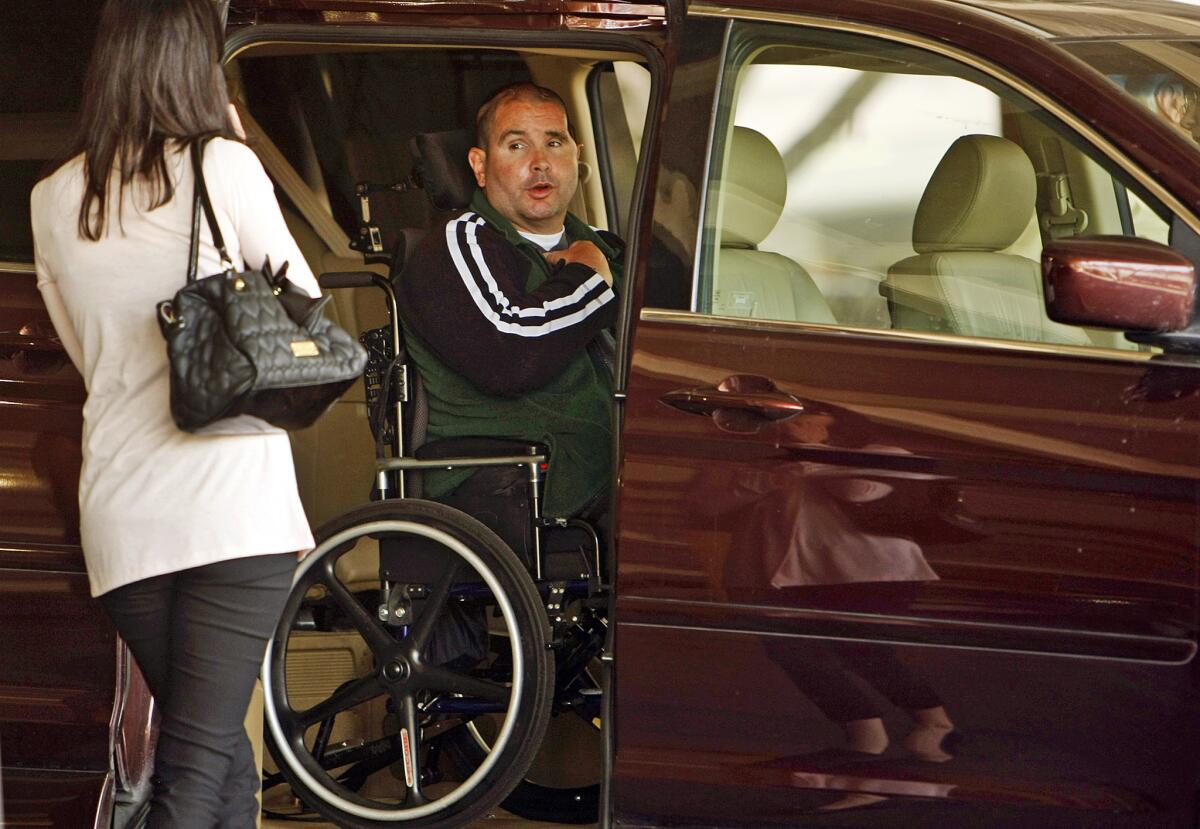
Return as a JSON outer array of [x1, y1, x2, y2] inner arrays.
[[263, 499, 553, 829], [444, 609, 605, 824]]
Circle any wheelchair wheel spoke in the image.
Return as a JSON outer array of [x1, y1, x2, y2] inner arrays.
[[409, 560, 459, 654], [322, 563, 395, 654], [422, 665, 511, 703], [391, 690, 427, 805], [297, 675, 385, 729]]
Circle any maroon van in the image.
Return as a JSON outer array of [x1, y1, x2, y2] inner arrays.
[[6, 1, 1200, 827]]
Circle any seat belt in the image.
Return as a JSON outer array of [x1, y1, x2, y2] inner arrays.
[[1035, 137, 1089, 239], [236, 105, 357, 260]]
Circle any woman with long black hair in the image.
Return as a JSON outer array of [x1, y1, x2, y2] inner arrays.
[[30, 1, 316, 825]]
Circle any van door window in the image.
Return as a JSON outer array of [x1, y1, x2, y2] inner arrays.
[[696, 24, 1182, 352]]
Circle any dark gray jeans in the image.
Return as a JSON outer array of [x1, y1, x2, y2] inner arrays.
[[100, 553, 295, 828]]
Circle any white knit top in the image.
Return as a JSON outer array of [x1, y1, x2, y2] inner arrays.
[[31, 138, 316, 596]]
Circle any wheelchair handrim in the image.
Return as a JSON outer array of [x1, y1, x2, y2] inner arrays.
[[262, 518, 525, 822]]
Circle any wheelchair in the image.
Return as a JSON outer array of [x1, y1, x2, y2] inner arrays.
[[261, 130, 608, 828]]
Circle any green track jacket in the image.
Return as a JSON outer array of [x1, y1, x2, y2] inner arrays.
[[396, 190, 623, 517]]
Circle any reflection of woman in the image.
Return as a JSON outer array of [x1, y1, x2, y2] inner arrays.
[[720, 413, 956, 809], [753, 450, 956, 763], [723, 413, 939, 589], [30, 1, 316, 825], [764, 454, 937, 589]]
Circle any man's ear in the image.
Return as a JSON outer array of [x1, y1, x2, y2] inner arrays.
[[468, 147, 487, 188]]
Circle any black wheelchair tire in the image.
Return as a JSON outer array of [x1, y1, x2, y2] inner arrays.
[[262, 499, 554, 829]]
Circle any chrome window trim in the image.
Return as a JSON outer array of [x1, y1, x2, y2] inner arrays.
[[640, 307, 1161, 363], [688, 5, 1200, 237]]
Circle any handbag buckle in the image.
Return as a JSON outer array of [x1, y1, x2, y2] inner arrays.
[[158, 302, 183, 329]]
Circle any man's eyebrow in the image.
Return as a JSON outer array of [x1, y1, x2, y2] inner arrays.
[[497, 128, 569, 143]]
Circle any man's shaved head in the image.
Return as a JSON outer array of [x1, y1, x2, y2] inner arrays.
[[475, 82, 574, 149]]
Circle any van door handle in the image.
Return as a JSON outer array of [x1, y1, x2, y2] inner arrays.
[[661, 385, 806, 421]]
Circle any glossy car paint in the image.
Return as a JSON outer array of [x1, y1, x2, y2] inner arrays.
[[0, 268, 116, 827], [617, 315, 1200, 824], [614, 6, 1200, 827], [1042, 236, 1198, 332]]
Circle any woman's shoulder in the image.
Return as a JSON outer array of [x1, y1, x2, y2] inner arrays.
[[204, 137, 264, 171], [31, 154, 85, 212], [202, 138, 271, 201]]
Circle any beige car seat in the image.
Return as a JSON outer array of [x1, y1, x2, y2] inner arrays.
[[712, 127, 836, 324], [883, 134, 1089, 345]]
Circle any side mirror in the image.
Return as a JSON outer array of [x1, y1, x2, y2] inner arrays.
[[1042, 236, 1196, 333]]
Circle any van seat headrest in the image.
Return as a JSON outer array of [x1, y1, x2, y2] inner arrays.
[[913, 134, 1036, 254], [720, 126, 787, 248]]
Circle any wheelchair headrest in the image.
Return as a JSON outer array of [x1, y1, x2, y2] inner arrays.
[[410, 128, 477, 212]]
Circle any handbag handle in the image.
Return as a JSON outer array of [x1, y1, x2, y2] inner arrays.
[[186, 139, 235, 282]]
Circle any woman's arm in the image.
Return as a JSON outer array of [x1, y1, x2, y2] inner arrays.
[[35, 279, 85, 372], [209, 140, 321, 299]]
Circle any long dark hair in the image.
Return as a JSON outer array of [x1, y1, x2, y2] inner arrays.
[[71, 0, 239, 241]]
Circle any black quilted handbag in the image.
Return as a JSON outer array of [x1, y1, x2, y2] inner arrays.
[[156, 140, 366, 432]]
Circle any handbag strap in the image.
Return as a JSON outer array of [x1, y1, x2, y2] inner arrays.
[[187, 139, 234, 282]]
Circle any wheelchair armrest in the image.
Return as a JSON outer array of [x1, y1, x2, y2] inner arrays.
[[415, 437, 547, 462], [376, 437, 547, 475]]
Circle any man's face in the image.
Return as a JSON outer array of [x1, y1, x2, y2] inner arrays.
[[468, 97, 581, 234]]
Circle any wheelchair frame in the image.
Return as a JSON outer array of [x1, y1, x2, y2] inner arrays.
[[322, 269, 604, 590], [261, 266, 609, 827]]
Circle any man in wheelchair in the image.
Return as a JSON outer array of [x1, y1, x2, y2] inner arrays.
[[395, 82, 623, 539], [262, 83, 621, 827]]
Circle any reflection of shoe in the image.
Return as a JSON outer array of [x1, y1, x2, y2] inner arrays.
[[903, 728, 962, 762], [817, 793, 891, 812], [756, 747, 884, 769]]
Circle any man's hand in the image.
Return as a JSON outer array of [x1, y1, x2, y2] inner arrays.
[[544, 240, 613, 286]]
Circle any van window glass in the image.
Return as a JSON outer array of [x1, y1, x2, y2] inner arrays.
[[698, 23, 1178, 352]]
